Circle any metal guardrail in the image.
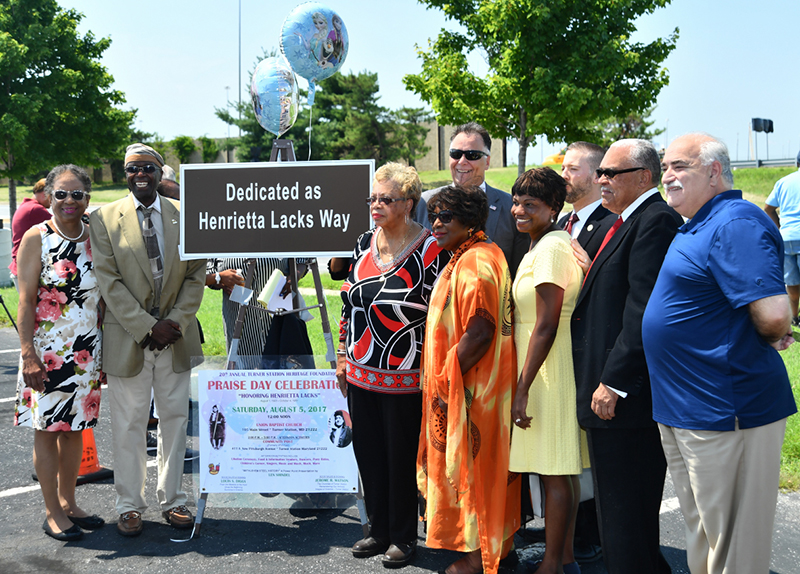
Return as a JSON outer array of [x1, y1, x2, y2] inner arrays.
[[731, 158, 797, 169]]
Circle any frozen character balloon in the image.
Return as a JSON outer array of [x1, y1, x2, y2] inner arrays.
[[280, 2, 348, 106], [250, 56, 299, 137]]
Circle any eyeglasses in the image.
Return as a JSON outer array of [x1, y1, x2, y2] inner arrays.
[[449, 149, 488, 161], [595, 166, 646, 179], [53, 190, 89, 201], [428, 210, 455, 225], [366, 196, 407, 205], [125, 164, 159, 175]]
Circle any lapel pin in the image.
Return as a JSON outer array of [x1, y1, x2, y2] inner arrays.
[[489, 205, 497, 210], [172, 219, 178, 225], [587, 224, 594, 231]]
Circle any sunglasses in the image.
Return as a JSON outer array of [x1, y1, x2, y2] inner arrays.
[[449, 149, 487, 161], [366, 196, 407, 205], [125, 164, 159, 174], [428, 210, 455, 224], [595, 166, 646, 179], [53, 190, 89, 201]]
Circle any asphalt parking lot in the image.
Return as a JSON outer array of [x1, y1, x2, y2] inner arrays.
[[1, 325, 798, 574]]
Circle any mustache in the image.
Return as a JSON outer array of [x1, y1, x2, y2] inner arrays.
[[665, 180, 684, 191]]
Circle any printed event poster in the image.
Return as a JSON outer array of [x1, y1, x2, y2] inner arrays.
[[198, 369, 358, 494]]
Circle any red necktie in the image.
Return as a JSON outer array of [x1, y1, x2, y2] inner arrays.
[[584, 216, 623, 283], [564, 212, 579, 235]]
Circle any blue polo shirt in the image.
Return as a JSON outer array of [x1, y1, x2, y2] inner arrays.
[[643, 190, 796, 431]]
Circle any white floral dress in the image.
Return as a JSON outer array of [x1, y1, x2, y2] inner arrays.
[[14, 222, 102, 431]]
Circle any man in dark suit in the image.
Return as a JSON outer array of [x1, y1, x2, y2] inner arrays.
[[414, 122, 528, 276], [558, 141, 615, 564], [571, 139, 682, 574], [558, 141, 615, 259]]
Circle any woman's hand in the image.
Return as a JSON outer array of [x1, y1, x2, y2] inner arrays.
[[335, 355, 348, 398], [511, 387, 531, 429], [22, 354, 48, 393], [571, 238, 591, 274]]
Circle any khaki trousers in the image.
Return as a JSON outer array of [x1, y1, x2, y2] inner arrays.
[[108, 346, 190, 515], [659, 418, 786, 574]]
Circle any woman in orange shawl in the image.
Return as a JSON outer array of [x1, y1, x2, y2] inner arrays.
[[418, 185, 520, 574]]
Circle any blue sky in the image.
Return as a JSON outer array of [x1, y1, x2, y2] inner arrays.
[[64, 0, 800, 164]]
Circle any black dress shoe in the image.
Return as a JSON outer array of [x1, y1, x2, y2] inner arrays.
[[382, 541, 416, 568], [352, 536, 389, 558], [43, 519, 83, 541], [68, 514, 105, 530], [574, 543, 602, 564]]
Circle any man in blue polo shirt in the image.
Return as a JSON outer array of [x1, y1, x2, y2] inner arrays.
[[643, 133, 796, 574], [764, 150, 800, 325]]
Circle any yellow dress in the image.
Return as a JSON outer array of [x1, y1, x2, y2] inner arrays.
[[508, 231, 589, 475]]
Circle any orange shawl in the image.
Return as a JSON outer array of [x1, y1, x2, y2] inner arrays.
[[418, 238, 520, 574]]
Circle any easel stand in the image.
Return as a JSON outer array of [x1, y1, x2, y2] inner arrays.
[[178, 140, 368, 542]]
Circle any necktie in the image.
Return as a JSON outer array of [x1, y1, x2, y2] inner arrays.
[[584, 216, 623, 284], [564, 212, 579, 235], [139, 206, 163, 317]]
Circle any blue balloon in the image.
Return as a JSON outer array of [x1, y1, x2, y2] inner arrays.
[[250, 56, 299, 137], [280, 2, 348, 106]]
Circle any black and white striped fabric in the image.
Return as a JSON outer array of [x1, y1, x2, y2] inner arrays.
[[211, 258, 306, 369]]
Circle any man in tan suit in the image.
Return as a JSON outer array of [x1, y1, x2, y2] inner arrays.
[[90, 144, 205, 537]]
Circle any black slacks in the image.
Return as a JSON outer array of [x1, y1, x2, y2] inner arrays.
[[587, 426, 671, 574], [348, 383, 422, 544]]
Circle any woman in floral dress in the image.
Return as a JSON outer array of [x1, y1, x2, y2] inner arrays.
[[14, 165, 104, 541]]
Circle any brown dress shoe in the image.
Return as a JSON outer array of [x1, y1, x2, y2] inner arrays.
[[352, 536, 389, 558], [117, 511, 143, 537], [382, 541, 416, 568], [162, 505, 193, 529]]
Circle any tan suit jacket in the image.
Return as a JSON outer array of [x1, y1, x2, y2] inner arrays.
[[89, 195, 205, 377]]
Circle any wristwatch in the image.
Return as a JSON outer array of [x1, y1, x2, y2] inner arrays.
[[215, 272, 221, 285]]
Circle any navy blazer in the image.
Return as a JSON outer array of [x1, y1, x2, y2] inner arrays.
[[415, 183, 528, 277], [557, 203, 616, 260], [571, 194, 682, 429]]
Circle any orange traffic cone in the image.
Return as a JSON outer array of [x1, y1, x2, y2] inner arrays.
[[76, 428, 113, 485]]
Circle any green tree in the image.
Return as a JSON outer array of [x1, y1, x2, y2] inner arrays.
[[0, 0, 133, 217], [198, 135, 220, 163], [593, 107, 665, 148], [403, 0, 678, 175], [392, 107, 433, 167], [170, 136, 196, 164]]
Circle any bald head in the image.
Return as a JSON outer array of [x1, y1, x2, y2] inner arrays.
[[661, 133, 733, 219]]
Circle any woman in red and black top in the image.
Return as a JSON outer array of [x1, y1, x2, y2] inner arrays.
[[336, 162, 449, 568]]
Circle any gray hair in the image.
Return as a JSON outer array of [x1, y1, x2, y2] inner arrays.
[[609, 139, 661, 185], [693, 133, 734, 189], [44, 164, 92, 196]]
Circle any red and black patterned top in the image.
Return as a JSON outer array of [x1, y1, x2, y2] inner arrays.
[[339, 227, 450, 394]]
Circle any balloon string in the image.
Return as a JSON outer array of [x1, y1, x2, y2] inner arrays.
[[307, 104, 313, 161]]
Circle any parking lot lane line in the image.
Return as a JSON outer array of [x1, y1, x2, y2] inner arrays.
[[660, 496, 681, 514], [0, 484, 40, 498]]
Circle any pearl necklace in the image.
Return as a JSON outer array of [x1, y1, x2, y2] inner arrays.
[[52, 218, 85, 242]]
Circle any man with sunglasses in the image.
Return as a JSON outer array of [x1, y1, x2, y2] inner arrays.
[[90, 143, 206, 537], [414, 122, 528, 277], [570, 139, 682, 574]]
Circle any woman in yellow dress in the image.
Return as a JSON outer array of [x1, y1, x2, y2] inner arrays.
[[508, 168, 586, 574]]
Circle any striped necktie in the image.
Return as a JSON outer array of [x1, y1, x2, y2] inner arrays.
[[139, 206, 163, 317]]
